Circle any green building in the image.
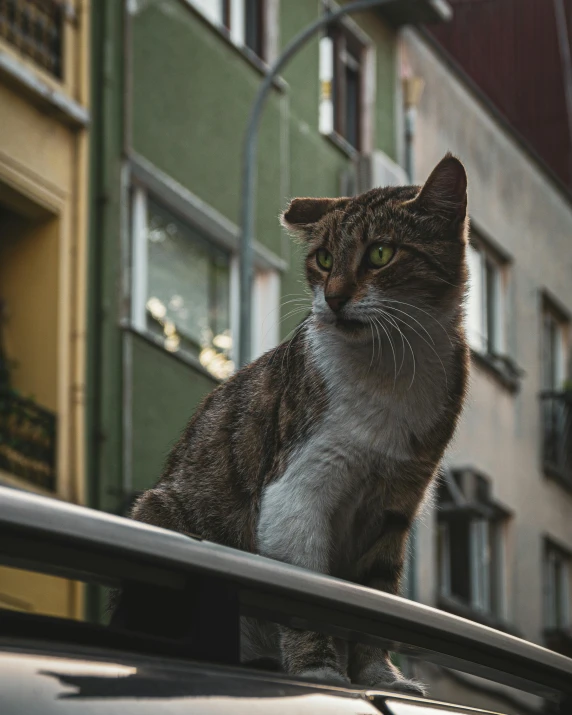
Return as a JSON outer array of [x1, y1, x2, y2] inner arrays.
[[87, 0, 448, 616]]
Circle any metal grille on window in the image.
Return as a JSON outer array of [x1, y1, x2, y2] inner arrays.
[[0, 0, 64, 79]]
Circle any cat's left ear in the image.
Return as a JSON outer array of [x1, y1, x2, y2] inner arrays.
[[412, 153, 467, 224], [281, 197, 347, 239]]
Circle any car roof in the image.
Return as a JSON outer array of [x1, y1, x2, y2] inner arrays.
[[0, 638, 505, 715]]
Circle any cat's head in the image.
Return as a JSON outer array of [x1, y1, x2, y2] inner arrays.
[[281, 154, 468, 341]]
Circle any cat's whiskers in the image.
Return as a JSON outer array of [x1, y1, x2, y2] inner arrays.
[[371, 314, 397, 392], [367, 318, 377, 374], [280, 319, 307, 384], [369, 315, 385, 379], [381, 306, 449, 393], [380, 298, 453, 348], [370, 308, 416, 390], [262, 305, 310, 346], [374, 309, 406, 377], [378, 302, 435, 346], [432, 274, 461, 289]]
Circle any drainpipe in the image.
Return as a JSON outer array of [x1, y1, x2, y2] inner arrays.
[[238, 0, 396, 368]]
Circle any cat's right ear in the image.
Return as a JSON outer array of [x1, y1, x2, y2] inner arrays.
[[280, 197, 345, 239]]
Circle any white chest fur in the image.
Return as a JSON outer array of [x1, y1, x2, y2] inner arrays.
[[256, 322, 453, 574]]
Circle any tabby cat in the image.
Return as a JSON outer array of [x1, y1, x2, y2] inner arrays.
[[122, 154, 469, 694]]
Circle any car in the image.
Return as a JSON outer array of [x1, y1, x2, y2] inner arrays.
[[1, 486, 571, 715]]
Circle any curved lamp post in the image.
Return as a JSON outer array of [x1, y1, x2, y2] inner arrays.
[[238, 0, 395, 367]]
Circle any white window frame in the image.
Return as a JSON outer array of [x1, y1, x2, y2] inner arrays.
[[185, 0, 224, 26], [185, 0, 276, 62], [466, 239, 507, 357], [319, 2, 375, 153], [130, 185, 280, 374]]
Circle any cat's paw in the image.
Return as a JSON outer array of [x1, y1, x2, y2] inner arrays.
[[373, 677, 426, 697], [296, 667, 351, 687]]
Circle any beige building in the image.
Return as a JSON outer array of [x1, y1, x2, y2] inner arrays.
[[401, 28, 572, 714], [0, 0, 90, 619]]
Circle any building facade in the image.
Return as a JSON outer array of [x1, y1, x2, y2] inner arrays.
[[86, 0, 446, 614], [0, 0, 90, 619], [402, 27, 572, 714]]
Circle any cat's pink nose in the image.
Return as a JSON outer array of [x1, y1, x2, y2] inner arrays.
[[326, 294, 350, 313]]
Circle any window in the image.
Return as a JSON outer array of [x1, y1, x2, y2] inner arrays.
[[542, 299, 569, 392], [319, 13, 372, 151], [0, 0, 64, 78], [0, 204, 58, 492], [540, 298, 571, 484], [544, 542, 571, 632], [438, 470, 508, 623], [187, 0, 268, 61], [466, 238, 508, 358], [131, 186, 280, 380]]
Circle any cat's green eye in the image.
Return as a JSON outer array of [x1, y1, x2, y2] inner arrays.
[[367, 243, 394, 269], [316, 248, 333, 271]]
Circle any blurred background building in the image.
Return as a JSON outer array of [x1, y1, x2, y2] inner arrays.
[[0, 1, 571, 712], [402, 3, 572, 709], [0, 0, 90, 619]]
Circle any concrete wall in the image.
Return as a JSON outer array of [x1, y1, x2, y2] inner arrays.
[[402, 28, 572, 710]]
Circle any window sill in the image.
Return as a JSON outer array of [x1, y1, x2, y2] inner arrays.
[[126, 325, 223, 385], [0, 48, 89, 128], [323, 131, 360, 160], [438, 594, 519, 636], [174, 2, 287, 93], [0, 468, 58, 500], [470, 348, 523, 394]]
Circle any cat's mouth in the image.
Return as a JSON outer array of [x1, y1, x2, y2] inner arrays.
[[335, 316, 368, 332]]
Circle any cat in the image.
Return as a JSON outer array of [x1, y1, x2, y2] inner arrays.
[[120, 154, 469, 695]]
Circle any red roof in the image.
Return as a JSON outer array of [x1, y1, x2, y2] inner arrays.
[[427, 0, 572, 188]]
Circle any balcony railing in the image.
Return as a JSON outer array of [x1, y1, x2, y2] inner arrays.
[[541, 390, 572, 488], [0, 389, 56, 491], [0, 0, 64, 78]]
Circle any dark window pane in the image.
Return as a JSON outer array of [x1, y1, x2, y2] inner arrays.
[[0, 0, 63, 78], [345, 63, 360, 149], [485, 260, 496, 354], [245, 0, 263, 58], [449, 519, 472, 603]]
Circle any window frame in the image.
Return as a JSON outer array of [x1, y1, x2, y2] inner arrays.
[[466, 236, 508, 359], [0, 0, 81, 96], [437, 469, 510, 625], [541, 295, 570, 392], [544, 540, 571, 632], [129, 176, 282, 378], [185, 0, 272, 63], [319, 4, 374, 154]]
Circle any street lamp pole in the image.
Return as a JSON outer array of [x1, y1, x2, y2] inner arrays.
[[238, 0, 394, 368]]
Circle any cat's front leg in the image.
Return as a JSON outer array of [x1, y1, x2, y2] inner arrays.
[[257, 464, 349, 685], [280, 628, 349, 686], [349, 644, 426, 696], [350, 526, 426, 696]]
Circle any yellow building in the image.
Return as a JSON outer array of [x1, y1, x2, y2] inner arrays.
[[0, 0, 90, 619]]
